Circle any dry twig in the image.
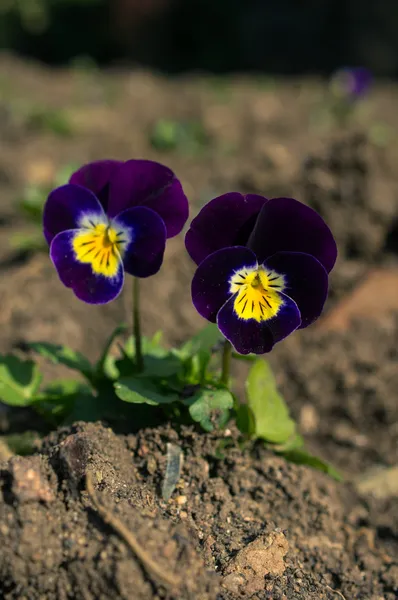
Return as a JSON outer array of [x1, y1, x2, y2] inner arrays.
[[325, 586, 346, 600], [86, 471, 181, 590]]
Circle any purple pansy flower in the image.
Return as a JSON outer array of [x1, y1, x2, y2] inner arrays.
[[185, 194, 337, 355], [331, 67, 372, 99], [44, 159, 189, 305]]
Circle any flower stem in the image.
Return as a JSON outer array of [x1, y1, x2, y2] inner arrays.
[[220, 339, 232, 386], [132, 277, 144, 372]]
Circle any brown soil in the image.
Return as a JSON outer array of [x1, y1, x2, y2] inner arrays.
[[271, 313, 398, 476], [1, 421, 397, 600], [0, 55, 398, 599]]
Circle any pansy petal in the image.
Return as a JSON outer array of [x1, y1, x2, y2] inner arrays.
[[43, 184, 106, 245], [69, 160, 123, 212], [217, 291, 301, 355], [192, 246, 257, 323], [108, 160, 189, 238], [50, 230, 124, 304], [113, 207, 166, 278], [264, 251, 328, 328], [185, 193, 268, 265], [247, 197, 337, 273]]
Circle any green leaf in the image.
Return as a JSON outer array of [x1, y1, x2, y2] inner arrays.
[[124, 333, 167, 359], [19, 184, 46, 221], [272, 433, 305, 453], [191, 348, 213, 383], [95, 324, 127, 379], [33, 379, 95, 423], [64, 393, 105, 424], [0, 354, 42, 406], [122, 332, 182, 379], [38, 379, 92, 399], [235, 403, 255, 436], [246, 359, 296, 444], [178, 324, 222, 359], [149, 119, 181, 151], [231, 352, 257, 362], [29, 342, 93, 378], [186, 388, 233, 432], [149, 119, 210, 155], [281, 449, 342, 482], [115, 377, 179, 405], [143, 355, 182, 378], [101, 353, 121, 380], [113, 354, 134, 379]]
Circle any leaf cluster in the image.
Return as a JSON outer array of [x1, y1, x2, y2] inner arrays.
[[0, 324, 233, 433], [0, 325, 341, 479]]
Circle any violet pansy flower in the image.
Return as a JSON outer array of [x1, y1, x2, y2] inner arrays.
[[331, 67, 372, 99], [185, 194, 337, 355], [44, 159, 189, 304]]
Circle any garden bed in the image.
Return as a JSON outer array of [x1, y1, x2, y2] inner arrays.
[[0, 56, 397, 599]]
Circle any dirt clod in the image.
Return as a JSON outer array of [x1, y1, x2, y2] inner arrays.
[[9, 456, 54, 503], [222, 531, 289, 596]]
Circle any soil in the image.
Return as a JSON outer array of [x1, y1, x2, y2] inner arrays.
[[270, 314, 398, 478], [1, 421, 398, 600], [0, 55, 398, 599]]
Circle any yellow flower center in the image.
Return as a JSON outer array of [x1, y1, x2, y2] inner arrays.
[[229, 265, 286, 322], [73, 222, 127, 278]]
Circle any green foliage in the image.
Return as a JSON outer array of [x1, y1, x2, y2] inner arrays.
[[115, 377, 179, 406], [19, 162, 79, 223], [0, 326, 340, 479], [178, 323, 222, 358], [29, 342, 93, 379], [279, 449, 342, 481], [114, 325, 232, 430], [11, 162, 79, 254], [238, 358, 341, 480], [26, 107, 73, 136], [149, 119, 210, 155], [185, 387, 233, 432], [245, 359, 296, 443], [0, 354, 42, 406], [34, 379, 94, 423], [0, 324, 230, 433]]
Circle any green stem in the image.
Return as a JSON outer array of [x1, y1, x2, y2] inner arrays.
[[220, 339, 232, 386], [132, 277, 144, 372]]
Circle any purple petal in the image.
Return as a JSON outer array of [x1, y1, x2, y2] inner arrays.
[[217, 292, 301, 355], [348, 67, 372, 96], [107, 160, 189, 238], [113, 207, 166, 278], [333, 67, 372, 98], [50, 230, 124, 304], [69, 160, 123, 212], [192, 247, 257, 323], [185, 192, 268, 265], [43, 184, 106, 245], [264, 252, 328, 328], [247, 197, 337, 273]]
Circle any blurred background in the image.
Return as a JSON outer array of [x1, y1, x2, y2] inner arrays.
[[1, 0, 398, 75], [0, 0, 398, 486]]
